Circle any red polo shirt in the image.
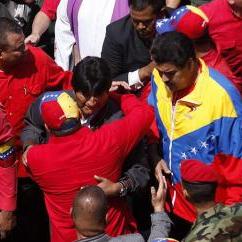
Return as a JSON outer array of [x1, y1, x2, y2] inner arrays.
[[0, 45, 72, 176], [201, 0, 242, 93], [26, 94, 154, 242], [41, 0, 60, 20]]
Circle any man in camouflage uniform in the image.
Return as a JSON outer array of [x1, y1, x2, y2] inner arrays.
[[180, 159, 242, 242]]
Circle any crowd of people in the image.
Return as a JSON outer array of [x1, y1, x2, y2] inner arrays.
[[0, 0, 241, 242]]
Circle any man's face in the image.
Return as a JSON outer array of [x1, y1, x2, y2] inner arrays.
[[156, 61, 194, 92], [130, 5, 157, 40], [0, 32, 26, 67], [75, 91, 109, 118]]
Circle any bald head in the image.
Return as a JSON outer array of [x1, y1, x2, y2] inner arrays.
[[72, 186, 108, 237]]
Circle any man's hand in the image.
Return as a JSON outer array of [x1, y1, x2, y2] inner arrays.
[[0, 210, 16, 240], [155, 159, 171, 181], [94, 175, 121, 197], [151, 175, 167, 212], [22, 145, 33, 167], [25, 33, 40, 45], [109, 81, 131, 92], [138, 61, 156, 82]]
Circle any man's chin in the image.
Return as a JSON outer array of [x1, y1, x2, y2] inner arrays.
[[137, 32, 152, 40]]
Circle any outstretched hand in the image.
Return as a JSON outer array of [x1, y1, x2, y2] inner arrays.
[[155, 159, 171, 182], [109, 81, 131, 92], [94, 175, 121, 197], [151, 175, 167, 212]]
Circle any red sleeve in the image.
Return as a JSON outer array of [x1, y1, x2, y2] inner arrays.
[[97, 94, 154, 157], [45, 52, 73, 90], [0, 165, 17, 211], [0, 106, 17, 211], [41, 0, 60, 20]]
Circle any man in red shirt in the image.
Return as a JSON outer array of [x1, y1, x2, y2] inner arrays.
[[0, 17, 72, 176], [0, 104, 16, 240], [201, 0, 242, 94], [24, 83, 153, 242], [0, 17, 71, 242]]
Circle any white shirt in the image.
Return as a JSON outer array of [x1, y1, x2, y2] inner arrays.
[[55, 0, 116, 71]]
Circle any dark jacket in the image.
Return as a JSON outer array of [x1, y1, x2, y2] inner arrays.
[[101, 15, 152, 82]]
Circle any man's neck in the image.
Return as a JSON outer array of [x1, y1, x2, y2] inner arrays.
[[77, 231, 105, 241], [195, 201, 216, 216]]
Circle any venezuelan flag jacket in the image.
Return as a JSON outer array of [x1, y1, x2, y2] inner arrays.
[[149, 59, 242, 222]]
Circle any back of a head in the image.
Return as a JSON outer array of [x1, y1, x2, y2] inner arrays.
[[72, 57, 112, 97], [156, 6, 209, 40], [181, 159, 218, 205], [182, 181, 217, 204], [40, 91, 80, 136], [0, 17, 22, 50], [128, 0, 165, 14], [72, 186, 108, 237], [151, 31, 196, 68]]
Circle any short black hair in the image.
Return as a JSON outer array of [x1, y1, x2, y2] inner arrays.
[[151, 31, 196, 68], [0, 17, 22, 50], [182, 180, 217, 204], [128, 0, 165, 14], [72, 57, 112, 97]]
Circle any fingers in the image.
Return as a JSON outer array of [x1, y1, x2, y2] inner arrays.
[[157, 175, 166, 197], [119, 81, 131, 90], [160, 159, 171, 174], [24, 34, 40, 45], [150, 186, 156, 200], [94, 175, 106, 182], [155, 162, 163, 181], [109, 81, 131, 92]]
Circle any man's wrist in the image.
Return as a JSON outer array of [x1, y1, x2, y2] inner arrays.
[[153, 206, 165, 213]]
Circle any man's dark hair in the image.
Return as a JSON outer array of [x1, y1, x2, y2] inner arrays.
[[72, 57, 112, 97], [151, 31, 196, 68], [72, 186, 108, 233], [0, 17, 22, 50], [128, 0, 165, 14], [182, 180, 217, 204]]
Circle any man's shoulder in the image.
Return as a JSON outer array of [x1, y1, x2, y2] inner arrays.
[[106, 15, 133, 40], [185, 203, 242, 241], [109, 233, 144, 242], [200, 0, 227, 16]]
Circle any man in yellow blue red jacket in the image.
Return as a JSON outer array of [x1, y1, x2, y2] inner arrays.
[[148, 31, 242, 224]]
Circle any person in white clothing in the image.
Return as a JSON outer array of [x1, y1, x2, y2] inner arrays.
[[55, 0, 129, 70]]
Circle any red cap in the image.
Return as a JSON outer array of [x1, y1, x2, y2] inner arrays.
[[40, 91, 80, 130], [176, 6, 209, 39], [181, 159, 218, 183]]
